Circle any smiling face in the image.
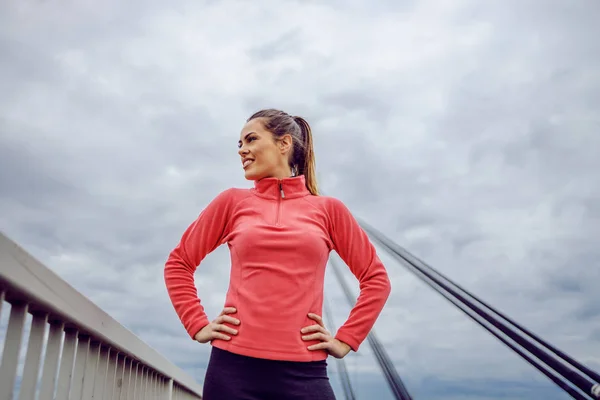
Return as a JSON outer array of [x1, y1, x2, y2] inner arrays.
[[238, 118, 293, 181]]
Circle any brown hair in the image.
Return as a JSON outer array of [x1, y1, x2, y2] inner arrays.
[[247, 109, 319, 195]]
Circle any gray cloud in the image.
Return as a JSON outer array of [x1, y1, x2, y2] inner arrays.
[[1, 0, 599, 399]]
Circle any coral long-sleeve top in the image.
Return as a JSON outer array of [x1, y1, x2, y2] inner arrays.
[[164, 175, 391, 362]]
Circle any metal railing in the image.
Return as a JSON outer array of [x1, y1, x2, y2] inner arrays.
[[0, 232, 203, 400]]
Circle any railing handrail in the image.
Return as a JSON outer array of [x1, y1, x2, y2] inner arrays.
[[0, 231, 203, 396]]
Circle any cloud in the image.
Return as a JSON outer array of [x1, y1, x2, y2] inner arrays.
[[1, 0, 599, 398]]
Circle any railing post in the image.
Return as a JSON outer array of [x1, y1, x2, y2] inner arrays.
[[39, 320, 65, 400], [0, 291, 5, 325], [82, 340, 101, 399], [71, 334, 90, 398], [55, 328, 78, 400], [0, 302, 28, 400], [19, 311, 48, 400], [167, 378, 174, 400]]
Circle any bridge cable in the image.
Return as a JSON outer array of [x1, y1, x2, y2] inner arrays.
[[362, 232, 591, 400], [359, 219, 600, 400], [329, 258, 413, 400], [363, 220, 600, 385], [381, 230, 600, 384], [323, 293, 357, 400]]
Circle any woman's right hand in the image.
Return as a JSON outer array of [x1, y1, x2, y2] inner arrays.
[[194, 307, 240, 343]]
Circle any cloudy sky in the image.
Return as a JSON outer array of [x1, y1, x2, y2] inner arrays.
[[1, 0, 599, 398]]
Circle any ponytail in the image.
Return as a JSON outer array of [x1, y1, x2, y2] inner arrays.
[[293, 116, 319, 196]]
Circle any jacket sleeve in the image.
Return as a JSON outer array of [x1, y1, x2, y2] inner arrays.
[[164, 189, 236, 339], [327, 197, 391, 351]]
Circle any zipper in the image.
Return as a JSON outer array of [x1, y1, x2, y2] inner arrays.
[[279, 182, 285, 199], [276, 181, 284, 225]]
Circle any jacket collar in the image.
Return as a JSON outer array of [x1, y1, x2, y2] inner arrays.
[[252, 175, 310, 200]]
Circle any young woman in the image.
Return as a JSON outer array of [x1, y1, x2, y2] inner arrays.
[[164, 109, 392, 399]]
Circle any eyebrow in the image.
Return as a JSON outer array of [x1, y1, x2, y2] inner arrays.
[[238, 132, 256, 145]]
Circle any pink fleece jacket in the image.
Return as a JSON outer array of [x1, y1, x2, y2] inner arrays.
[[164, 175, 391, 361]]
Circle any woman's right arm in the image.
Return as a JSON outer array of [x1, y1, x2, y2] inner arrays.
[[164, 188, 236, 340]]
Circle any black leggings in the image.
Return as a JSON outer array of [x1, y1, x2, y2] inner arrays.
[[202, 347, 337, 400]]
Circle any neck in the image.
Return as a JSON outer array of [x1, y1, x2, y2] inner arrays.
[[268, 165, 293, 180]]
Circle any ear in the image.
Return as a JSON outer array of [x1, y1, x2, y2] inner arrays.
[[279, 134, 293, 155]]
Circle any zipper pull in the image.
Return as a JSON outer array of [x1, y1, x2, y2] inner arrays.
[[279, 182, 285, 198]]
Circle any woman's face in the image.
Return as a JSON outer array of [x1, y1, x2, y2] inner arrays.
[[238, 119, 290, 181]]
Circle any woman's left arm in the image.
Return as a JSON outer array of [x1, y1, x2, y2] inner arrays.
[[327, 197, 392, 352]]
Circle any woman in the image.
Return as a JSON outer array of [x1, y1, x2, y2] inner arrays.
[[164, 109, 391, 399]]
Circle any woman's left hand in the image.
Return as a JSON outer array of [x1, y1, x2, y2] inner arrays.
[[301, 313, 351, 359]]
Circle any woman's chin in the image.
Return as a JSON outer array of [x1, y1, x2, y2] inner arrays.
[[244, 169, 260, 181]]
